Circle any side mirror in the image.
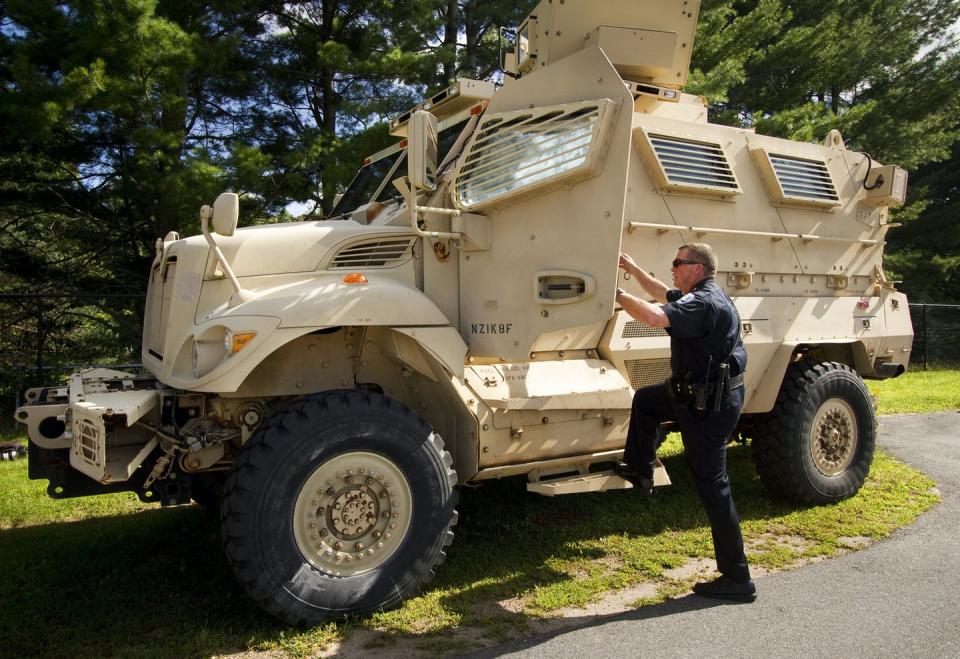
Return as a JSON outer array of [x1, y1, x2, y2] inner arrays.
[[212, 192, 239, 236], [408, 110, 438, 191]]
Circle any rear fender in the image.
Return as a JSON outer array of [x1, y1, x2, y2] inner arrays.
[[745, 340, 872, 414]]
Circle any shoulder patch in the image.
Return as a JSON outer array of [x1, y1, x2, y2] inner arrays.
[[678, 293, 696, 304]]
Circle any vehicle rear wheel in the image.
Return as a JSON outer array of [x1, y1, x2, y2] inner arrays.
[[750, 361, 876, 504], [220, 390, 457, 625]]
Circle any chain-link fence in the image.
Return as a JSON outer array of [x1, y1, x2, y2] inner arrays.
[[909, 303, 960, 369]]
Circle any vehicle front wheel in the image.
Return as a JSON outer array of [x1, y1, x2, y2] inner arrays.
[[220, 390, 458, 624], [750, 361, 876, 504]]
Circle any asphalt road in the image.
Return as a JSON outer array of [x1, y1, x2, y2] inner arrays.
[[469, 412, 960, 658]]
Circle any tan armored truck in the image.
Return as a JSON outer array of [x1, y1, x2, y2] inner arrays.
[[14, 0, 912, 624]]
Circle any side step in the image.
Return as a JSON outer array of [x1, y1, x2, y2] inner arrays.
[[527, 459, 671, 496]]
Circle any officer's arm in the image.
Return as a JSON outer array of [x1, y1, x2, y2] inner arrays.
[[615, 289, 670, 327], [619, 253, 669, 303]]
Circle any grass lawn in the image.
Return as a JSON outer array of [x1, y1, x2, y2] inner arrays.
[[0, 368, 953, 657], [867, 367, 960, 414]]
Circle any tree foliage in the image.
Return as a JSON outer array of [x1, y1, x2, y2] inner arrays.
[[689, 0, 960, 302]]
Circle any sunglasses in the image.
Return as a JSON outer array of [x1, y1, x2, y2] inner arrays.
[[672, 258, 704, 268]]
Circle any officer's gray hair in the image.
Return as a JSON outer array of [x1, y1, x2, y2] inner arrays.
[[680, 243, 718, 276]]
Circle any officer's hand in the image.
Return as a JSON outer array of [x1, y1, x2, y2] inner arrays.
[[618, 252, 639, 274]]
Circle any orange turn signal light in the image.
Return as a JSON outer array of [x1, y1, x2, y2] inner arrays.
[[343, 273, 368, 285], [229, 331, 257, 354]]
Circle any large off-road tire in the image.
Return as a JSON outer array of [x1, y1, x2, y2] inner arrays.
[[220, 390, 458, 625], [751, 361, 876, 504]]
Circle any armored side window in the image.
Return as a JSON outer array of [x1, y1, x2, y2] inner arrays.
[[634, 129, 741, 197], [452, 98, 616, 210], [751, 149, 840, 208]]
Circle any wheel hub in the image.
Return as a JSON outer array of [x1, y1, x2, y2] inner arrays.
[[328, 487, 379, 539], [811, 398, 858, 476], [293, 452, 412, 576]]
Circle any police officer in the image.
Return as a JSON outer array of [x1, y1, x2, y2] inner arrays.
[[613, 243, 755, 603]]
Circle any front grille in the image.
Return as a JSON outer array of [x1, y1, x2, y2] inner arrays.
[[328, 238, 415, 269], [75, 418, 103, 468], [624, 358, 672, 390]]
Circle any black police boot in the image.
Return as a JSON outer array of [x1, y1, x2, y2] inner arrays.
[[692, 575, 757, 603], [612, 462, 654, 495]]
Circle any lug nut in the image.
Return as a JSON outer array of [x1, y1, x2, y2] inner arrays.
[[373, 530, 382, 539], [334, 542, 343, 551], [355, 543, 364, 551], [345, 476, 353, 484]]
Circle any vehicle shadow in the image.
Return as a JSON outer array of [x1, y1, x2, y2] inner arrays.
[[458, 592, 731, 658], [0, 443, 810, 656]]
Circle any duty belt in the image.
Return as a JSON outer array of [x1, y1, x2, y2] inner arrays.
[[671, 372, 744, 398]]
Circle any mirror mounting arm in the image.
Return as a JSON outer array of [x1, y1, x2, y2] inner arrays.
[[393, 177, 463, 241], [200, 207, 255, 308]]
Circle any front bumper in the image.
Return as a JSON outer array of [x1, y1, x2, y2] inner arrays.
[[15, 368, 162, 485]]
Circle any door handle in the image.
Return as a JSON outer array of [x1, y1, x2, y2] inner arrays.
[[534, 270, 596, 305]]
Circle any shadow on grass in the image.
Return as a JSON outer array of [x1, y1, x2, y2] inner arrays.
[[0, 444, 809, 657]]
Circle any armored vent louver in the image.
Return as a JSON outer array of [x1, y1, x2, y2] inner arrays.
[[752, 149, 840, 208], [621, 321, 668, 339], [328, 238, 415, 269], [624, 358, 672, 390], [453, 98, 616, 210], [636, 130, 741, 196]]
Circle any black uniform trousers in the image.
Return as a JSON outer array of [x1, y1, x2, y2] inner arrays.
[[623, 382, 751, 584]]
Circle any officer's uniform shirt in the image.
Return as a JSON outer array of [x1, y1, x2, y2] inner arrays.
[[661, 277, 747, 383]]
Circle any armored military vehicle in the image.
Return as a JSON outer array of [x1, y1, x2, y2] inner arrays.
[[14, 0, 911, 624]]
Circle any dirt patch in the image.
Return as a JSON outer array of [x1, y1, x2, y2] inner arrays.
[[662, 557, 714, 581], [837, 535, 872, 549], [599, 554, 624, 572], [497, 596, 525, 614], [553, 581, 659, 619], [747, 532, 815, 553]]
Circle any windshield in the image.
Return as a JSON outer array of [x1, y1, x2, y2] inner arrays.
[[329, 120, 469, 218], [330, 151, 405, 218]]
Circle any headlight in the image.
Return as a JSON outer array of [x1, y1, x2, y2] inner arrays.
[[192, 338, 223, 379], [190, 327, 259, 379], [191, 340, 200, 379]]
